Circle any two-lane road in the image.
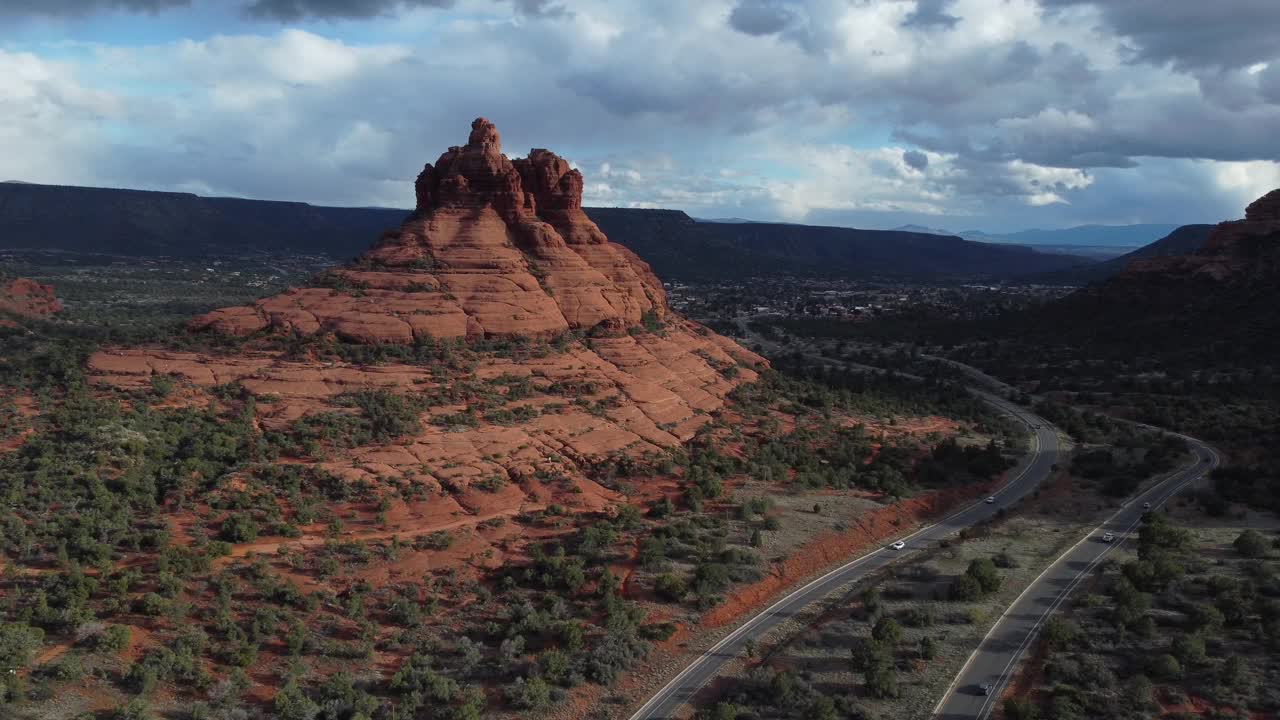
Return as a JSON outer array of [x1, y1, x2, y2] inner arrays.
[[935, 435, 1220, 719], [629, 399, 1062, 720]]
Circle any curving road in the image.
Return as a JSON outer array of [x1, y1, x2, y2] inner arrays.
[[628, 397, 1063, 720], [934, 433, 1219, 719]]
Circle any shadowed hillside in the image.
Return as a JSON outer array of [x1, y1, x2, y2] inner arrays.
[[1029, 224, 1215, 285], [0, 182, 1089, 282]]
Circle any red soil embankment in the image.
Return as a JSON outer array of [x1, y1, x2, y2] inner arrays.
[[702, 480, 997, 628]]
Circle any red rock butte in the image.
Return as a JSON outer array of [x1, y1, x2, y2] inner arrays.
[[91, 119, 765, 507], [191, 118, 668, 343]]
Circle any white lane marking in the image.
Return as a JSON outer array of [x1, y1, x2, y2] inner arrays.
[[630, 404, 1051, 720]]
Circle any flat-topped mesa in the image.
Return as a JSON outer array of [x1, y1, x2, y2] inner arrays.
[[191, 118, 670, 344]]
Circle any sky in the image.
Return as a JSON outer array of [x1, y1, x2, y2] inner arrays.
[[1, 0, 1278, 232]]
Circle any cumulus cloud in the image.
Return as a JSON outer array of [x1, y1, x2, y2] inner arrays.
[[0, 50, 119, 185], [1040, 0, 1280, 71], [3, 0, 1278, 231]]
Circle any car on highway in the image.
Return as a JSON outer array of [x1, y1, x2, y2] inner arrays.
[[1102, 531, 1115, 543], [985, 496, 996, 504], [978, 682, 993, 696], [1143, 502, 1152, 510], [890, 540, 906, 550]]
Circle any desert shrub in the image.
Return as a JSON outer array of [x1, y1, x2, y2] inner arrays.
[[699, 702, 739, 720], [919, 635, 939, 660], [1234, 529, 1270, 558], [1148, 653, 1182, 681], [1042, 616, 1079, 651], [0, 623, 45, 670], [872, 617, 903, 645], [506, 676, 552, 710], [1171, 633, 1207, 667], [537, 649, 571, 686], [994, 550, 1020, 568], [273, 681, 319, 720], [900, 605, 936, 627], [576, 631, 649, 684], [1004, 696, 1040, 720], [111, 699, 157, 720], [219, 513, 258, 543], [949, 573, 983, 601]]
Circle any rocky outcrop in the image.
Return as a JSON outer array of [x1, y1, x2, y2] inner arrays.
[[191, 118, 666, 343], [1116, 188, 1280, 283], [94, 118, 765, 513], [1244, 188, 1280, 221], [0, 276, 61, 325]]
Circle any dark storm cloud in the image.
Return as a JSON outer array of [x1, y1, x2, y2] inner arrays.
[[0, 0, 189, 16], [241, 0, 568, 21], [1040, 0, 1280, 70], [727, 0, 798, 36], [901, 0, 959, 30], [243, 0, 453, 21], [903, 150, 929, 170]]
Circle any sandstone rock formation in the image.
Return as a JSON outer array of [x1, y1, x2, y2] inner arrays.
[[191, 118, 666, 343], [92, 119, 765, 521], [0, 276, 61, 326]]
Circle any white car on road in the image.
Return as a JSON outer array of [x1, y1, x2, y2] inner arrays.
[[890, 540, 906, 550], [1102, 531, 1115, 543], [985, 496, 996, 504]]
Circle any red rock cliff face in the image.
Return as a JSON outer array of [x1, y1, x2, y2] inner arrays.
[[0, 277, 61, 324], [192, 118, 666, 343]]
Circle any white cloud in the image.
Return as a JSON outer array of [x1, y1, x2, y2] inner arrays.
[[4, 0, 1278, 230], [1210, 160, 1280, 211], [0, 49, 118, 185]]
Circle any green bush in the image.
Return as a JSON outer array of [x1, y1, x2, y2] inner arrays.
[[0, 623, 45, 670], [1004, 696, 1040, 720], [1148, 653, 1182, 681], [1233, 529, 1270, 558], [506, 676, 552, 710], [95, 625, 131, 653], [219, 513, 258, 543]]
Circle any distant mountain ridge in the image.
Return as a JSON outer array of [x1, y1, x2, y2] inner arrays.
[[891, 222, 1181, 248], [0, 181, 1088, 282], [1030, 224, 1216, 285]]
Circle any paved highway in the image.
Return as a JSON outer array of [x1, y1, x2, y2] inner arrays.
[[934, 434, 1220, 719], [628, 398, 1062, 720]]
